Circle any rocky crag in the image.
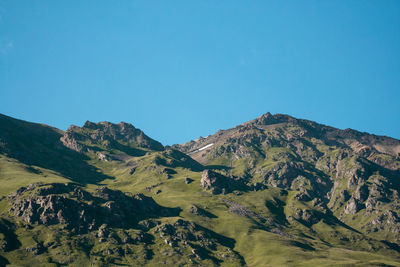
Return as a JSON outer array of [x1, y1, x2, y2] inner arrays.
[[174, 112, 400, 244]]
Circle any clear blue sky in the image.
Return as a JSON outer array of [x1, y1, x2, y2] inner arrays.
[[1, 1, 399, 145]]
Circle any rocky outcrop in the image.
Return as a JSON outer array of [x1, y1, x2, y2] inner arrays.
[[344, 198, 363, 215], [60, 130, 88, 153], [292, 208, 321, 226], [200, 170, 244, 194], [365, 210, 400, 235], [265, 161, 305, 188], [152, 219, 243, 264], [8, 183, 179, 233], [60, 121, 164, 154], [189, 205, 217, 218]]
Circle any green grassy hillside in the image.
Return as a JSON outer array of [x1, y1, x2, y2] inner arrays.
[[1, 113, 400, 266]]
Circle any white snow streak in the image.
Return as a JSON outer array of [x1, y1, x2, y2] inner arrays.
[[198, 143, 214, 151], [188, 143, 214, 155]]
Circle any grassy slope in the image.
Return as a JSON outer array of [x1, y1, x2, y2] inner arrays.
[[1, 115, 400, 266], [1, 149, 400, 266], [89, 153, 400, 266], [0, 155, 70, 196]]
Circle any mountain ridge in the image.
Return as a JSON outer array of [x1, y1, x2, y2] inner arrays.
[[0, 112, 400, 266], [173, 112, 400, 158]]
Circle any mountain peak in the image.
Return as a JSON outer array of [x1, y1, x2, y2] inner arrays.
[[82, 120, 97, 129], [243, 112, 297, 127], [61, 120, 164, 153], [174, 112, 400, 165], [82, 120, 134, 130]]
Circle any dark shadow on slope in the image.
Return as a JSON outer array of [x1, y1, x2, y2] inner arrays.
[[265, 198, 288, 225], [191, 224, 247, 266], [381, 240, 400, 254], [204, 165, 232, 171], [363, 159, 400, 191], [0, 255, 9, 266], [190, 205, 218, 219], [0, 218, 21, 252], [155, 149, 204, 172], [194, 224, 236, 249], [111, 141, 147, 157], [290, 241, 315, 251], [0, 114, 114, 185], [248, 143, 266, 159], [316, 211, 363, 235], [299, 233, 316, 240]]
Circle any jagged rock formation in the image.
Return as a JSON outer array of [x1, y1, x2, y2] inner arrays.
[[152, 219, 244, 264], [200, 169, 246, 194], [175, 112, 400, 243], [61, 120, 164, 153], [8, 183, 179, 233], [174, 112, 400, 165], [0, 114, 115, 184], [4, 183, 246, 266]]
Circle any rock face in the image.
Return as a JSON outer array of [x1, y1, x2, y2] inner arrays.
[[366, 210, 400, 234], [60, 131, 87, 153], [8, 183, 178, 233], [344, 198, 363, 215], [4, 184, 245, 266], [293, 208, 321, 226], [200, 170, 243, 194], [152, 219, 243, 264], [175, 112, 400, 169], [61, 120, 164, 153]]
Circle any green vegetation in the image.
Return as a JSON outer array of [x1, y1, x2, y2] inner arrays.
[[0, 113, 400, 266]]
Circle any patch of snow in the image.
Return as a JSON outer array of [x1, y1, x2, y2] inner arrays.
[[188, 143, 214, 155], [198, 143, 214, 151]]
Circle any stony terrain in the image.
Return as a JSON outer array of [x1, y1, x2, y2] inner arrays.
[[174, 112, 400, 244], [0, 112, 400, 266]]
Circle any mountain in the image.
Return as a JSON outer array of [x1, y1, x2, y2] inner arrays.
[[0, 112, 400, 266], [61, 120, 164, 154]]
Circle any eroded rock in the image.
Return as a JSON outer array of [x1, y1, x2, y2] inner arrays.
[[8, 183, 179, 233], [344, 198, 363, 215], [200, 170, 244, 194]]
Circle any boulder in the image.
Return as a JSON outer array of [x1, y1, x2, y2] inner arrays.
[[344, 198, 363, 215], [200, 170, 243, 194]]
